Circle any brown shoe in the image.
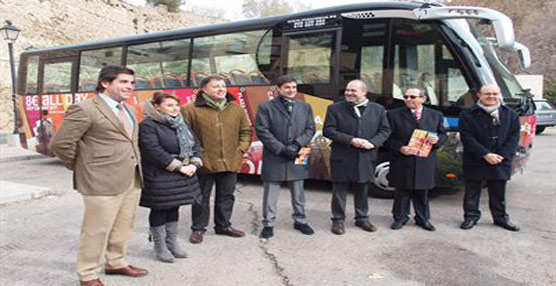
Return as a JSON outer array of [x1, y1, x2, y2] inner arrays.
[[331, 221, 345, 235], [355, 220, 377, 232], [80, 279, 104, 286], [190, 230, 205, 244], [215, 227, 245, 237], [105, 265, 148, 277]]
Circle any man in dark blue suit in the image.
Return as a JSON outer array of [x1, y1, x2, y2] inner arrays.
[[459, 84, 521, 231]]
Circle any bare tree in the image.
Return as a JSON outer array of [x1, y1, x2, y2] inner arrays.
[[242, 0, 311, 18], [185, 4, 225, 18], [146, 0, 185, 12]]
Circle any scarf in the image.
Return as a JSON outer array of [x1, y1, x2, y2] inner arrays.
[[202, 93, 227, 111], [477, 101, 501, 125], [163, 113, 195, 159]]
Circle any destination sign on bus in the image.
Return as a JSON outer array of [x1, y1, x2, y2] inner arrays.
[[285, 15, 340, 30]]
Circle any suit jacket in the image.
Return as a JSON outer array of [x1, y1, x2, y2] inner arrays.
[[323, 100, 391, 183], [459, 104, 520, 181], [50, 96, 142, 195], [385, 107, 447, 190], [255, 97, 316, 181]]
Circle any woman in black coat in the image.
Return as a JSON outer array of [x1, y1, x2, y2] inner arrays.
[[139, 91, 202, 263]]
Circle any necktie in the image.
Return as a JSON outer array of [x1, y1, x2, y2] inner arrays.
[[284, 100, 293, 114], [414, 110, 421, 121], [117, 103, 133, 137], [357, 105, 366, 117]]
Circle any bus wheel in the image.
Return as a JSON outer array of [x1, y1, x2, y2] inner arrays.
[[535, 126, 545, 134], [370, 161, 395, 199]]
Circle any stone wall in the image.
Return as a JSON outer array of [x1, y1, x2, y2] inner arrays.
[[0, 0, 224, 131]]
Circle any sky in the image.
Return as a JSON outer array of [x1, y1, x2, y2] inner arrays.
[[124, 0, 372, 20]]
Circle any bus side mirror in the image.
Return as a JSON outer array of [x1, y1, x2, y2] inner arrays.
[[513, 41, 531, 70]]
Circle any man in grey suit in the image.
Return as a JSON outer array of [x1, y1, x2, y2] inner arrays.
[[255, 75, 316, 238], [51, 66, 148, 286], [323, 79, 391, 235]]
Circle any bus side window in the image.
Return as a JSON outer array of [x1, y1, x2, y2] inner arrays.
[[79, 47, 122, 92]]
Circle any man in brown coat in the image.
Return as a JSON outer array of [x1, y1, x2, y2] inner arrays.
[[181, 75, 252, 244], [51, 66, 148, 286]]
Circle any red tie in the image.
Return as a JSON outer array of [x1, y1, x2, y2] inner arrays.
[[117, 103, 133, 137], [414, 110, 421, 121]]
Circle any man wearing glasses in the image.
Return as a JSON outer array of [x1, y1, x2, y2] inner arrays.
[[385, 87, 446, 231], [459, 84, 521, 231]]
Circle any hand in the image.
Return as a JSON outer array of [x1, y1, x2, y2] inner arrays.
[[483, 153, 504, 165], [400, 146, 416, 156], [361, 140, 375, 150], [179, 165, 197, 177], [428, 135, 439, 144], [351, 138, 372, 149], [280, 147, 299, 160]]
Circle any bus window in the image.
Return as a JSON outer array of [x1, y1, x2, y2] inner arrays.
[[191, 30, 269, 87], [79, 47, 122, 92], [127, 39, 190, 89], [391, 19, 471, 108], [43, 61, 73, 94], [25, 56, 39, 95], [358, 22, 387, 96], [285, 32, 333, 85]]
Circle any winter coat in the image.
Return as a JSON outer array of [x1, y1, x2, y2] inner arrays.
[[180, 92, 252, 174], [255, 97, 316, 181], [323, 100, 391, 183], [385, 107, 447, 190], [459, 104, 520, 181], [139, 101, 202, 209]]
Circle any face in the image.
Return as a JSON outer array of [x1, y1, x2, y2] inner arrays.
[[478, 84, 501, 107], [278, 81, 297, 99], [155, 97, 180, 117], [101, 73, 134, 102], [344, 81, 367, 104], [202, 79, 227, 101], [403, 88, 426, 110]]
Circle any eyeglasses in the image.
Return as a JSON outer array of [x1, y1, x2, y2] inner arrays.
[[403, 95, 422, 100]]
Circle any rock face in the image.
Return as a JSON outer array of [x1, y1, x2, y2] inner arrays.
[[0, 0, 224, 131]]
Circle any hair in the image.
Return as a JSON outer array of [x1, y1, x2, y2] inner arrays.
[[151, 91, 180, 105], [200, 75, 226, 90], [405, 86, 426, 97], [95, 65, 134, 92], [274, 75, 297, 87], [349, 79, 368, 93]]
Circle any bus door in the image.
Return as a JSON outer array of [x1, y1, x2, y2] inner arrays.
[[35, 57, 76, 155]]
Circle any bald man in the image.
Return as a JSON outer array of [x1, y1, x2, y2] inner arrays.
[[323, 80, 391, 235], [459, 84, 521, 231]]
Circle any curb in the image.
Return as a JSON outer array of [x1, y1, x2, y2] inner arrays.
[[0, 180, 63, 205], [0, 154, 49, 163]]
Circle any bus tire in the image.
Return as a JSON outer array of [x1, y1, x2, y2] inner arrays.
[[535, 126, 545, 134], [369, 160, 396, 199]]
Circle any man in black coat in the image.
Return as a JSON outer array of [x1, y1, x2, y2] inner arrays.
[[255, 75, 316, 239], [459, 84, 521, 231], [386, 87, 447, 231], [323, 79, 391, 235]]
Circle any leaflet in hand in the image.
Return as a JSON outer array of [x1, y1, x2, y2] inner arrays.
[[407, 129, 436, 158], [294, 147, 311, 165]]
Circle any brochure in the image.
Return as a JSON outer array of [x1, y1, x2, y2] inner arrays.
[[294, 147, 311, 165], [407, 129, 436, 158]]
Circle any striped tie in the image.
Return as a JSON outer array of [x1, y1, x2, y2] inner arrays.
[[117, 103, 133, 137], [414, 110, 421, 121]]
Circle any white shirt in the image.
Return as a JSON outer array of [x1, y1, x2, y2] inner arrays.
[[354, 99, 369, 118], [98, 93, 133, 125]]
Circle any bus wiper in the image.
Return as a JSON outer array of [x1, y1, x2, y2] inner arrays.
[[514, 88, 535, 115]]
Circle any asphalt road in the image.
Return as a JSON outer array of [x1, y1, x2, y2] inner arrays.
[[0, 128, 554, 286]]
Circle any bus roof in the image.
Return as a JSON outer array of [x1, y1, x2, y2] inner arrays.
[[20, 1, 426, 56]]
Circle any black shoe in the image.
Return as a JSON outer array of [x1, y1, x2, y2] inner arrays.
[[416, 221, 436, 231], [390, 221, 404, 230], [294, 223, 315, 235], [494, 220, 520, 232], [460, 219, 478, 230], [260, 226, 274, 238]]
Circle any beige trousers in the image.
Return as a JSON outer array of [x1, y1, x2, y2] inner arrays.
[[76, 173, 141, 281]]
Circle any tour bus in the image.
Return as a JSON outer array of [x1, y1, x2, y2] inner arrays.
[[16, 1, 536, 197]]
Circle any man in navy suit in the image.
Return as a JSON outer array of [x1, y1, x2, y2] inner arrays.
[[459, 84, 521, 231]]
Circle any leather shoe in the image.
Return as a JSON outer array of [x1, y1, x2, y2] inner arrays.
[[416, 221, 436, 231], [494, 220, 520, 231], [189, 230, 205, 244], [294, 223, 315, 235], [260, 226, 274, 239], [215, 227, 245, 237], [105, 265, 148, 277], [460, 219, 478, 230], [355, 220, 377, 232], [390, 221, 404, 230], [80, 279, 104, 286], [331, 221, 345, 235]]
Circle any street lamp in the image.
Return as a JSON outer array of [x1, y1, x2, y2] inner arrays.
[[1, 20, 21, 137]]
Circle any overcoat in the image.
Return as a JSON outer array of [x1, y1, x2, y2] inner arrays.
[[255, 97, 316, 181], [323, 100, 391, 183], [385, 107, 447, 190], [459, 104, 520, 181], [139, 101, 202, 209]]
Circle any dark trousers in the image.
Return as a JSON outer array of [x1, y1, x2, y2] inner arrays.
[[149, 207, 179, 227], [463, 179, 509, 222], [191, 172, 237, 231], [331, 182, 369, 221], [392, 189, 430, 224]]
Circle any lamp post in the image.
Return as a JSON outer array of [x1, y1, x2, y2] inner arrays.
[[1, 21, 21, 137]]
